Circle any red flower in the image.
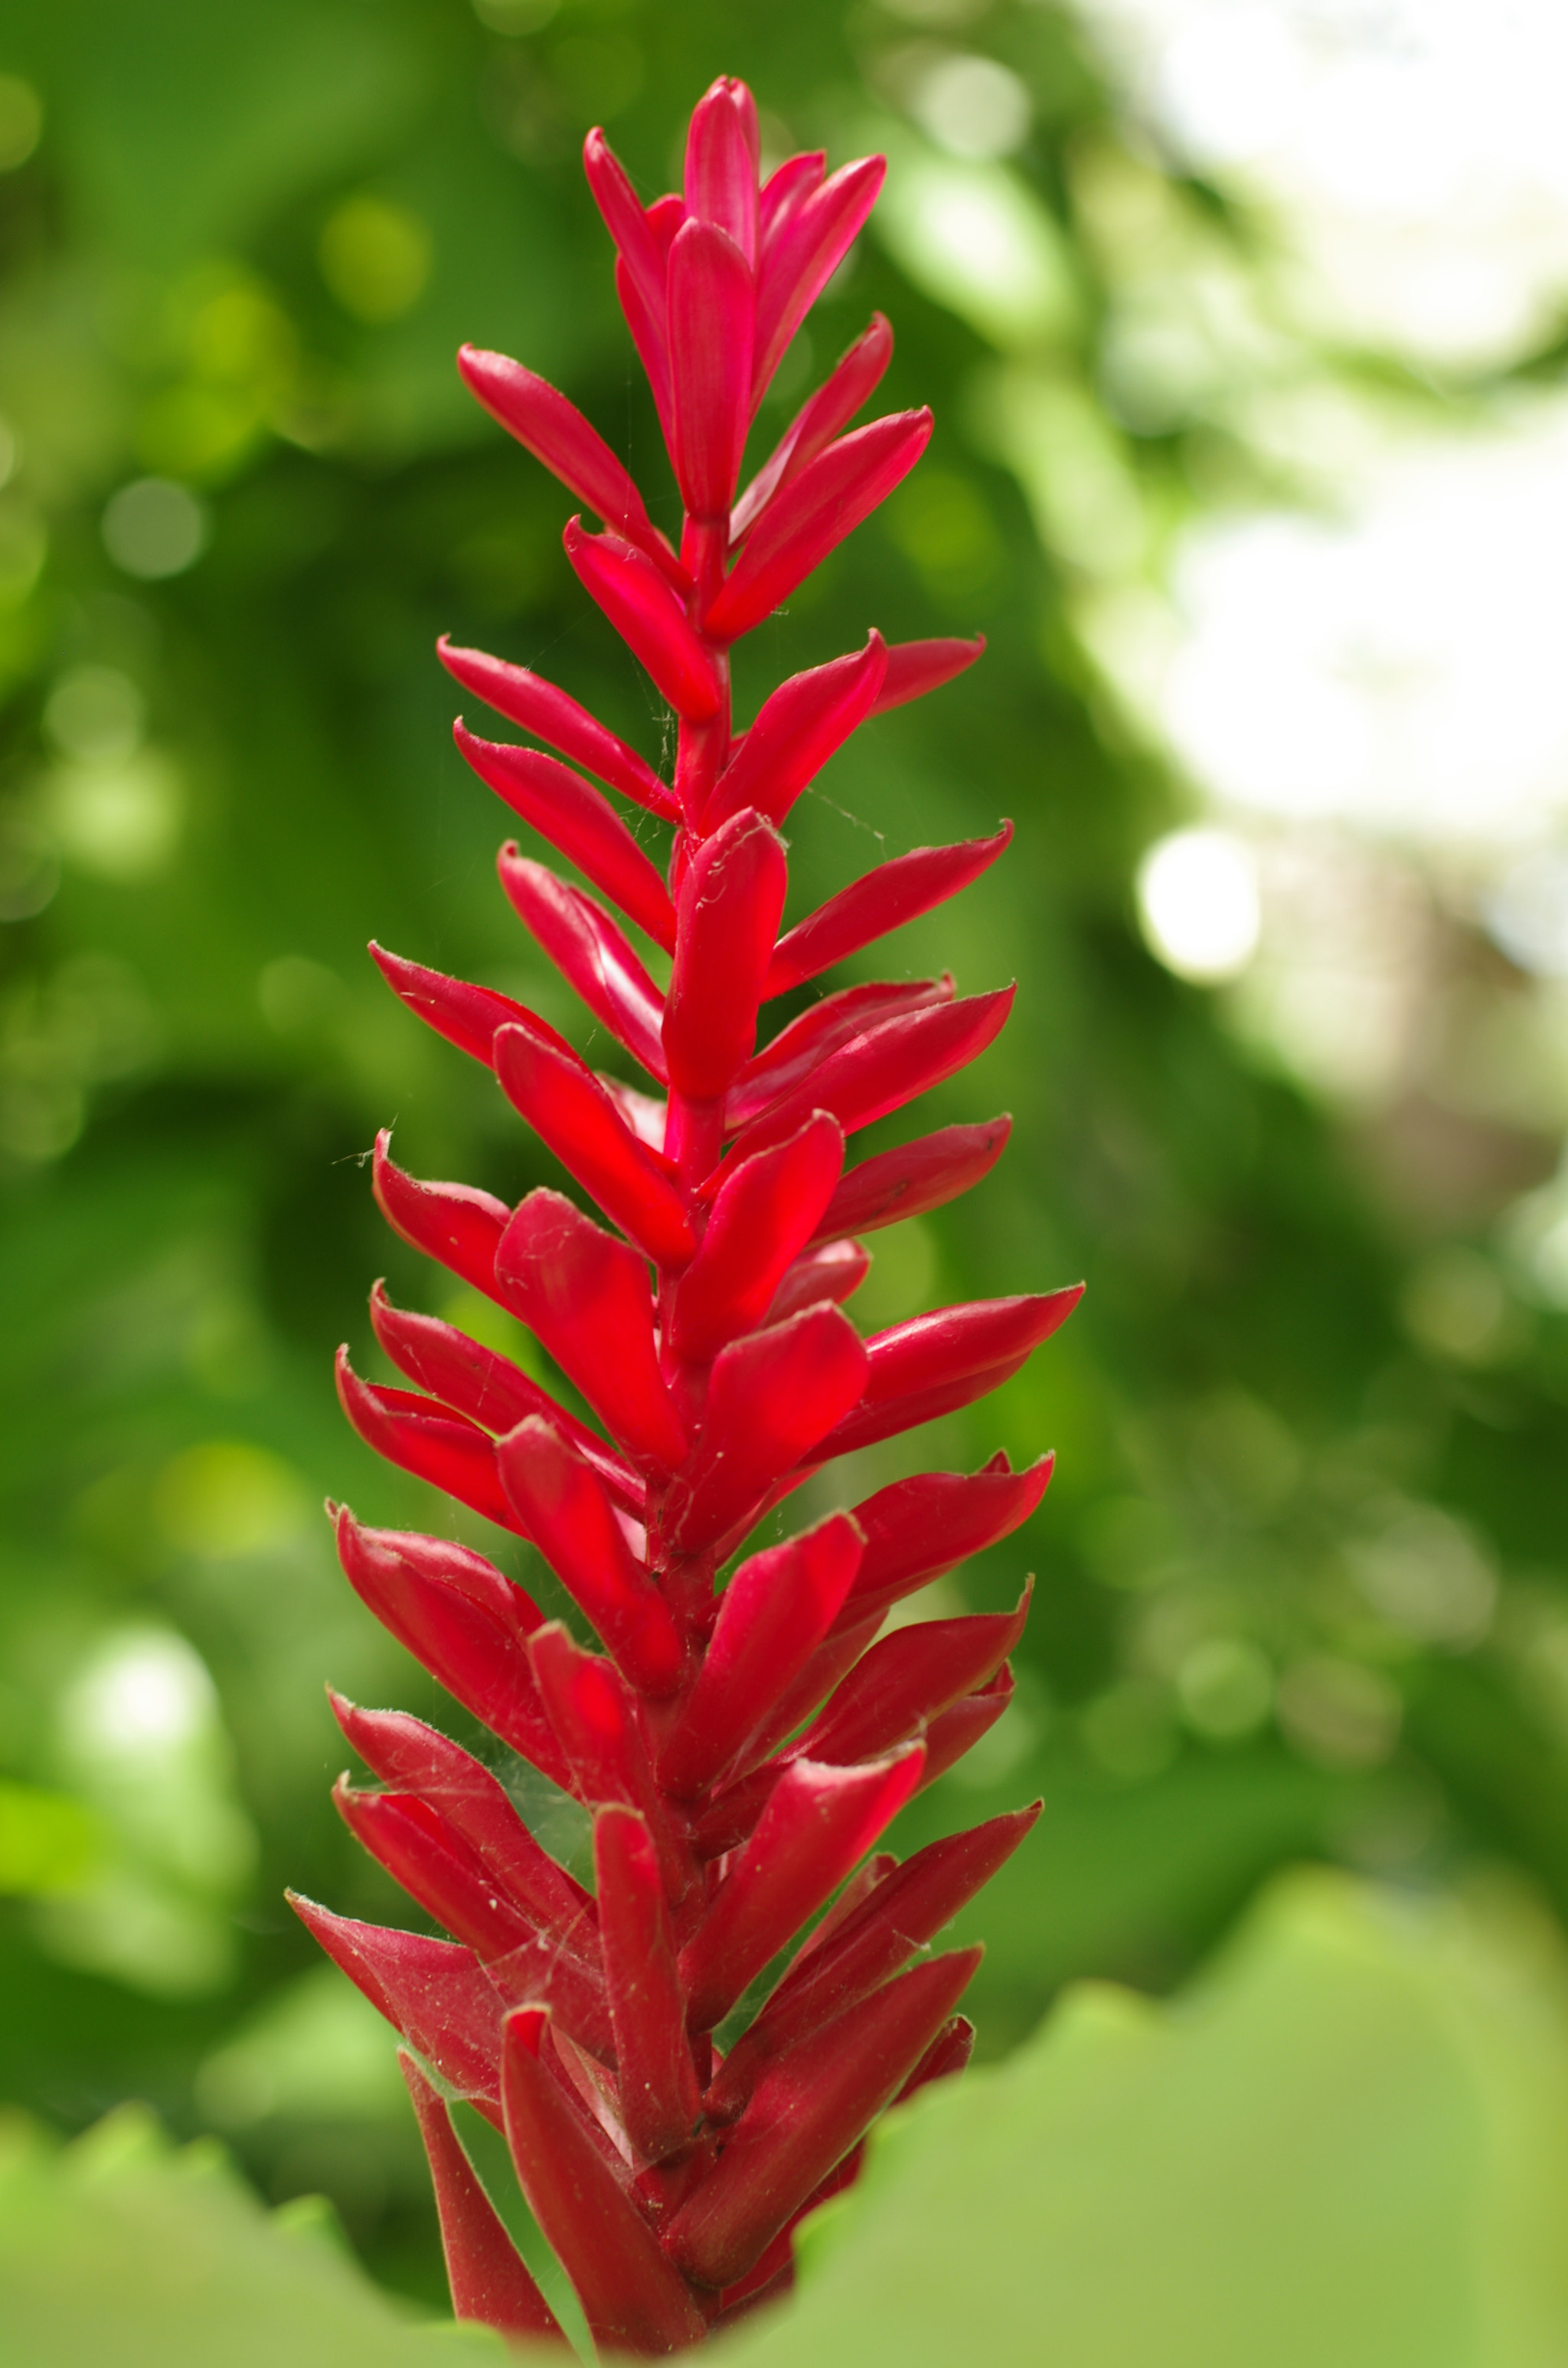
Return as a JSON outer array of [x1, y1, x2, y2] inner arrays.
[[291, 74, 1079, 2354]]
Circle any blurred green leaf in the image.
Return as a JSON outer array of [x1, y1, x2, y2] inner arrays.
[[0, 2102, 528, 2367], [722, 1869, 1568, 2368]]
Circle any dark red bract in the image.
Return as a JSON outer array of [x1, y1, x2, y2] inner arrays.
[[290, 74, 1078, 2354]]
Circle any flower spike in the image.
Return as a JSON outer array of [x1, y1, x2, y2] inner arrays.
[[304, 74, 1079, 2350]]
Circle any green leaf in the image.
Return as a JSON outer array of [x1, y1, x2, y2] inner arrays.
[[720, 1870, 1568, 2368], [0, 2104, 547, 2368]]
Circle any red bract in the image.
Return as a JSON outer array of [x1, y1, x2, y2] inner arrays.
[[301, 74, 1079, 2354]]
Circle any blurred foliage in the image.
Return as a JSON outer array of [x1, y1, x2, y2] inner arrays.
[[726, 1869, 1568, 2368], [17, 1869, 1568, 2363], [0, 2102, 511, 2366], [0, 0, 1566, 2330]]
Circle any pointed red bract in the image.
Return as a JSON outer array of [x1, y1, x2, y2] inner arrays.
[[669, 1112, 844, 1359], [332, 1776, 614, 2056], [729, 978, 951, 1127], [332, 1693, 596, 1943], [731, 985, 1015, 1159], [400, 2052, 565, 2342], [564, 519, 722, 723], [861, 1290, 1083, 1410], [705, 410, 932, 642], [809, 1117, 1012, 1242], [793, 1586, 1031, 1767], [456, 721, 678, 949], [920, 1667, 1015, 1787], [371, 943, 565, 1071], [669, 219, 754, 517], [439, 638, 676, 818], [335, 1349, 520, 1534], [752, 154, 887, 405], [458, 346, 678, 586], [685, 75, 759, 260], [495, 1190, 688, 1473], [289, 1895, 507, 2121], [705, 636, 887, 830], [842, 1453, 1054, 1621], [583, 129, 668, 314], [594, 1806, 704, 2164], [331, 1506, 568, 1787], [709, 1805, 1038, 2119], [502, 2009, 710, 2354], [732, 314, 893, 544], [677, 1749, 925, 2032], [656, 1515, 864, 1798], [498, 1418, 684, 1697], [768, 1238, 870, 1321], [527, 1624, 693, 1913], [372, 1132, 508, 1300], [368, 1283, 642, 1511], [764, 823, 1012, 996], [662, 1303, 868, 1553], [873, 633, 985, 713], [496, 849, 669, 1081], [492, 1025, 694, 1267], [662, 809, 787, 1099], [665, 1948, 980, 2288]]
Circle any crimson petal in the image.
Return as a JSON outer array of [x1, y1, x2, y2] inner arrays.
[[808, 1117, 1011, 1244], [564, 519, 721, 724], [920, 1668, 1015, 1787], [871, 633, 985, 714], [335, 1349, 519, 1534], [684, 75, 759, 261], [495, 1189, 688, 1474], [331, 1506, 568, 1787], [668, 219, 755, 517], [766, 1239, 870, 1323], [493, 1025, 694, 1267], [792, 1586, 1032, 1767], [662, 808, 787, 1100], [751, 155, 887, 407], [496, 850, 668, 1082], [330, 1693, 596, 1944], [666, 1948, 979, 2291], [456, 721, 678, 949], [731, 315, 893, 544], [730, 978, 952, 1129], [332, 1778, 613, 2058], [595, 1805, 704, 2164], [655, 1514, 864, 1799], [502, 2009, 710, 2353], [497, 1418, 683, 1697], [704, 410, 931, 643], [661, 1303, 867, 1554], [372, 1132, 508, 1300], [457, 347, 680, 587], [676, 1748, 924, 2033], [368, 1283, 642, 1512], [439, 638, 675, 818], [839, 1451, 1054, 1625], [370, 944, 569, 1071], [289, 1895, 507, 2121], [730, 986, 1014, 1160], [764, 823, 1012, 996], [705, 1813, 1035, 2118], [670, 1111, 844, 1359], [705, 635, 887, 831], [399, 2052, 565, 2342]]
